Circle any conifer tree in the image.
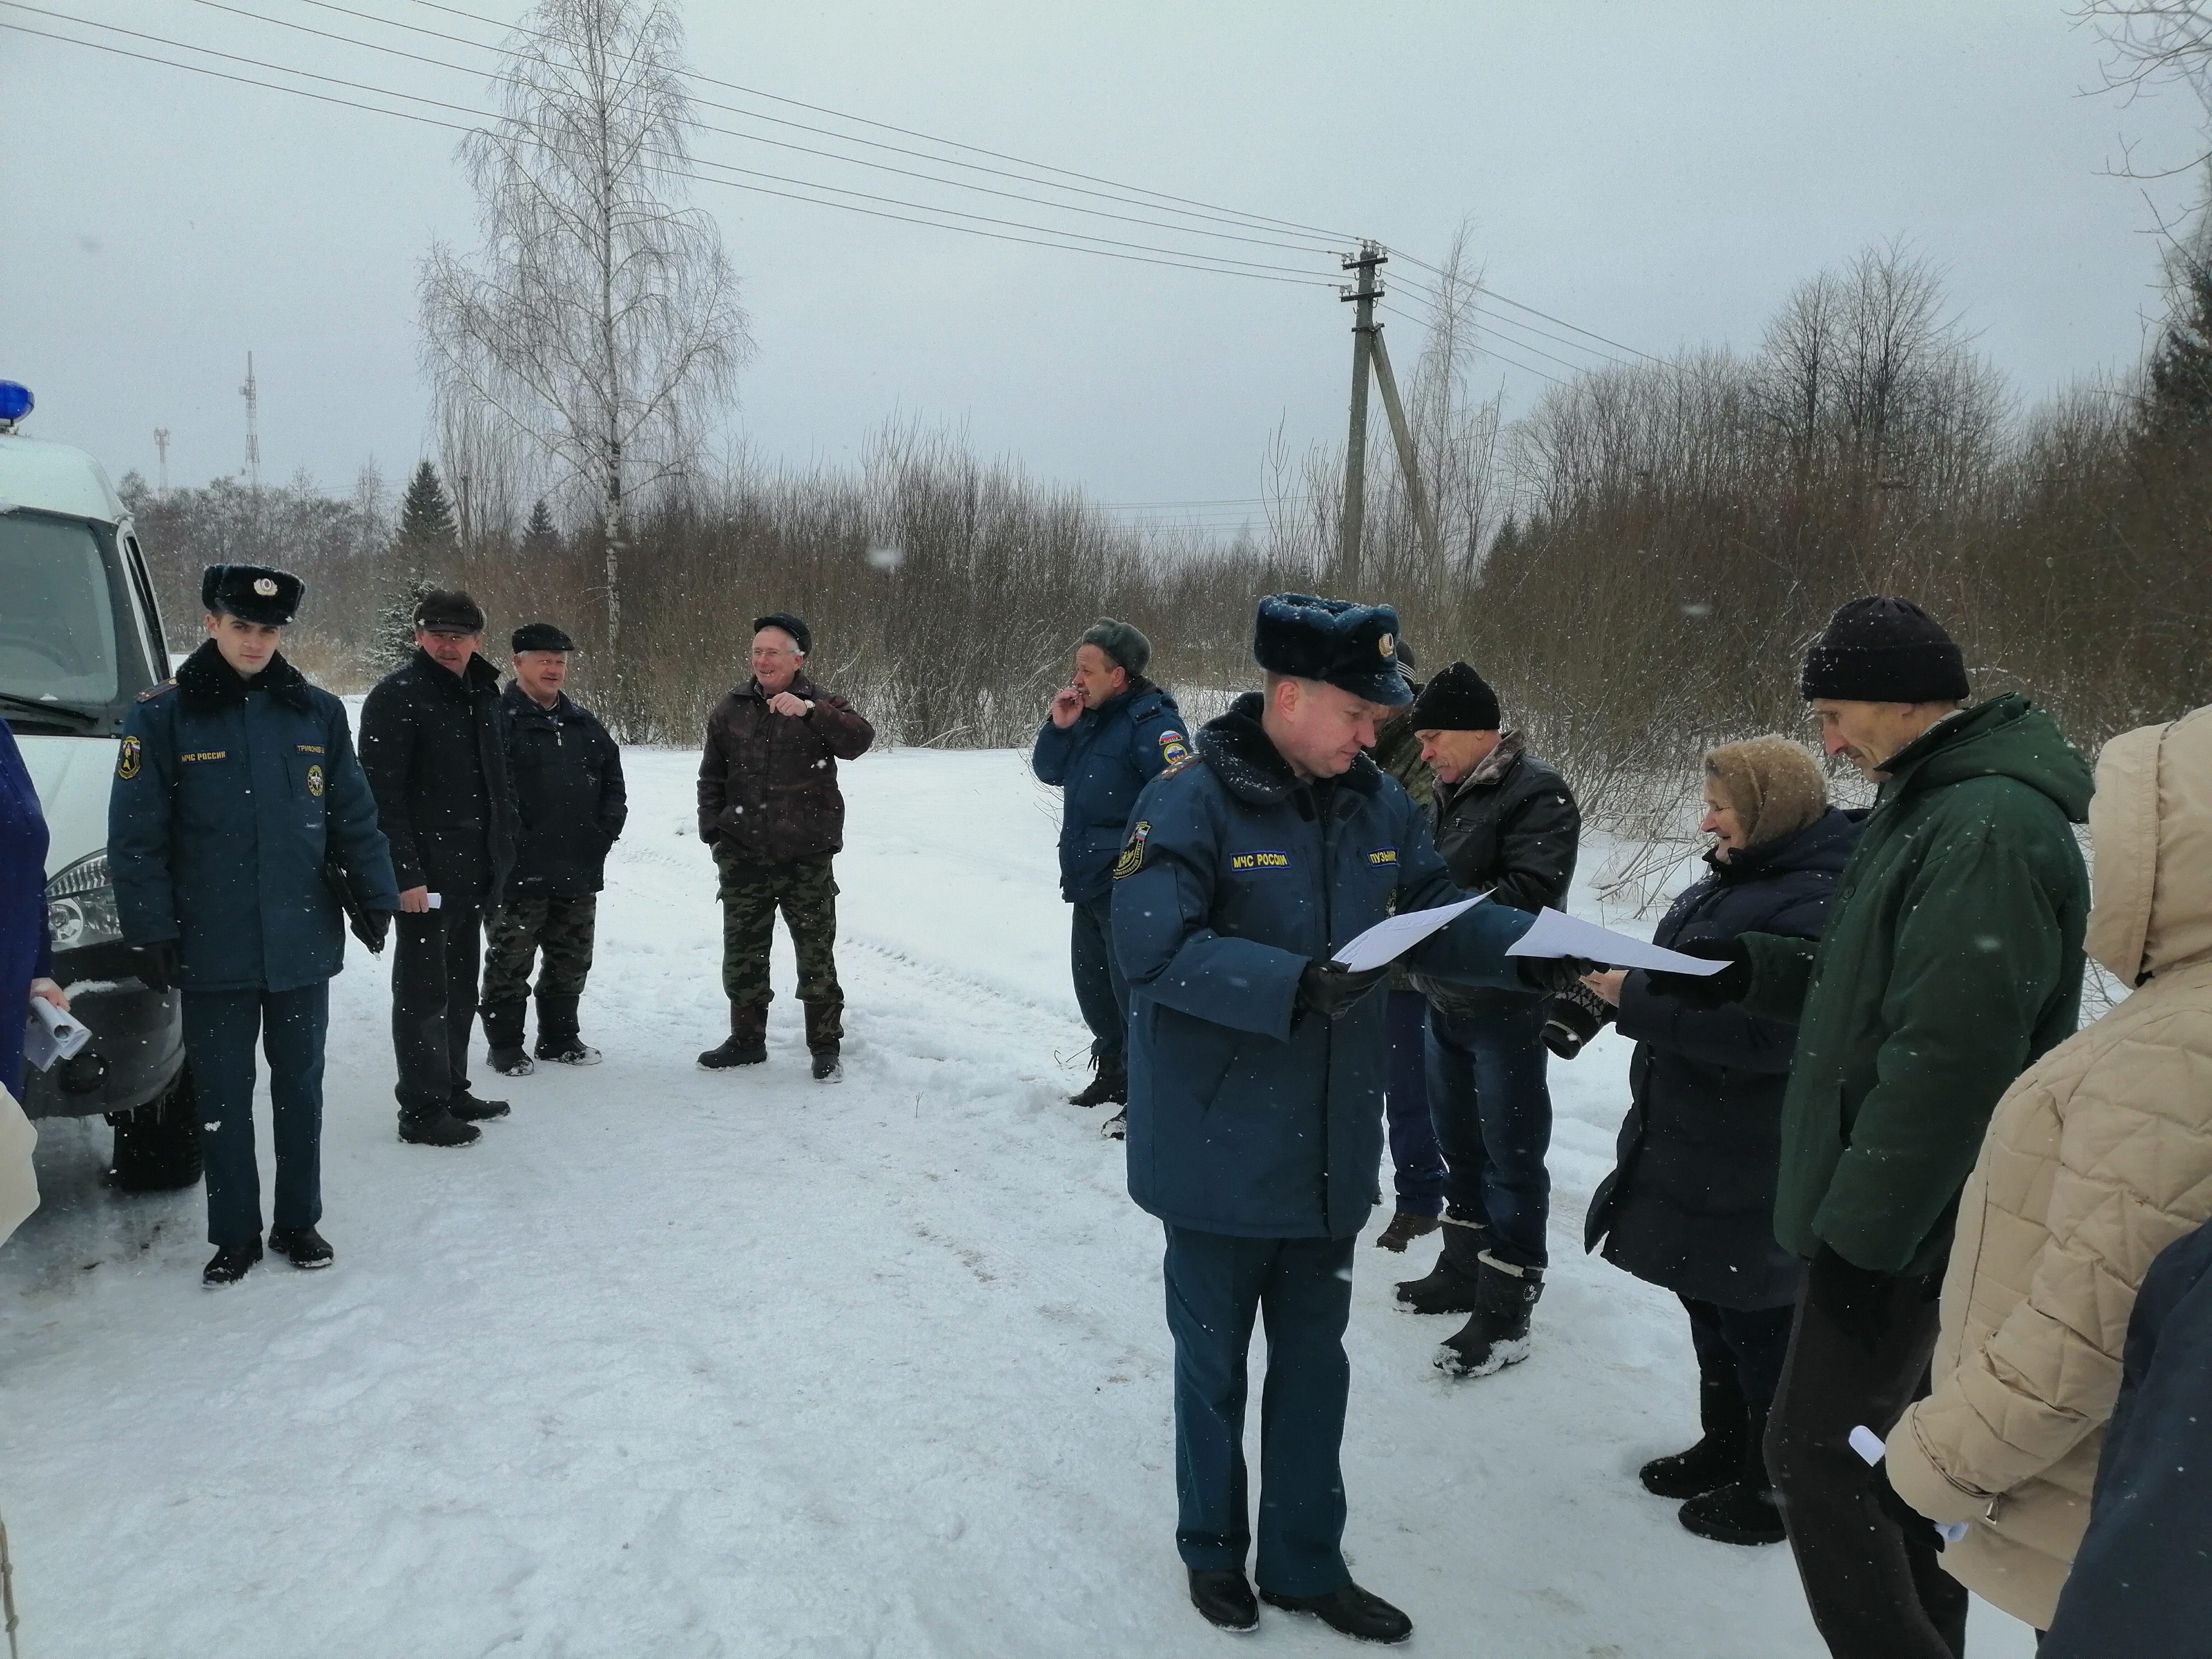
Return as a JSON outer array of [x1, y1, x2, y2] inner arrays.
[[2143, 259, 2212, 440], [520, 497, 561, 559], [396, 460, 459, 557]]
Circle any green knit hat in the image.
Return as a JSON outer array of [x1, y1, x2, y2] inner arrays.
[[1080, 617, 1151, 679]]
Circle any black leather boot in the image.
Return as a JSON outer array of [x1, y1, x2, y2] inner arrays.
[[482, 998, 532, 1075], [1187, 1569, 1258, 1632], [1394, 1218, 1486, 1314], [804, 1001, 843, 1082], [1259, 1581, 1413, 1645], [1068, 1055, 1127, 1107], [698, 1003, 769, 1069]]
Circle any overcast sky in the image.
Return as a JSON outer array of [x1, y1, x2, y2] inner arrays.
[[5, 1, 2206, 533]]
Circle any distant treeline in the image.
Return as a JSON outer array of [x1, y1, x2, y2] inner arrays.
[[123, 242, 2212, 870]]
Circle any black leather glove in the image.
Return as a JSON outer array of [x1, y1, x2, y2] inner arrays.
[[1296, 961, 1390, 1020], [358, 911, 393, 955], [1865, 1458, 1942, 1548], [1642, 936, 1752, 1010], [1807, 1243, 1907, 1355], [131, 939, 181, 993], [1514, 953, 1600, 995]]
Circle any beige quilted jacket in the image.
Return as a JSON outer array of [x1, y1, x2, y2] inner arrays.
[[1886, 704, 2212, 1629]]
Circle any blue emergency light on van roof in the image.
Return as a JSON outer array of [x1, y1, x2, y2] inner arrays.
[[0, 381, 31, 423]]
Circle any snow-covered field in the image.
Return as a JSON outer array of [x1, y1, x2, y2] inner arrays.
[[1, 746, 2038, 1658]]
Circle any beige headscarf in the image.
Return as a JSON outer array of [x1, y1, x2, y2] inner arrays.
[[1704, 736, 1830, 850]]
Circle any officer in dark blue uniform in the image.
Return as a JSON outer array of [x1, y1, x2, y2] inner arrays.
[[1030, 618, 1184, 1130], [109, 565, 400, 1286], [1112, 594, 1593, 1641]]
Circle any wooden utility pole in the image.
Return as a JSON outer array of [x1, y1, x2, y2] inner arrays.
[[1369, 328, 1442, 574], [1338, 241, 1385, 582]]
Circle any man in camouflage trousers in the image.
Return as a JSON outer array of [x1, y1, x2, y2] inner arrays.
[[696, 613, 875, 1081]]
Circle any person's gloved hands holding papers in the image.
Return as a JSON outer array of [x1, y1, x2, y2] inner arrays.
[[1641, 937, 1752, 1008], [1515, 953, 1603, 993], [1297, 961, 1390, 1020]]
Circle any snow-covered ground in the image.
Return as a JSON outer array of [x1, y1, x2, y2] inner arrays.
[[1, 746, 2039, 1658]]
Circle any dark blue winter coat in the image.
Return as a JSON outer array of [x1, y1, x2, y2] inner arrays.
[[1113, 692, 1538, 1241], [1584, 807, 1861, 1309], [2040, 1217, 2212, 1658], [109, 643, 400, 994], [0, 719, 53, 1098], [1032, 680, 1187, 901]]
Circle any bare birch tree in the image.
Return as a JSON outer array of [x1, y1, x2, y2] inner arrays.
[[420, 0, 750, 667]]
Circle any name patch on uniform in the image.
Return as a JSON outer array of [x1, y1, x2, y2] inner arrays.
[[1366, 847, 1399, 866], [117, 735, 142, 780], [180, 750, 228, 764], [295, 744, 325, 755], [307, 764, 325, 797], [1113, 820, 1152, 880], [1157, 729, 1190, 767], [1228, 850, 1291, 872]]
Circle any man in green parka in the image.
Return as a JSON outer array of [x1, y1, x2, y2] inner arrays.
[[1648, 596, 2092, 1659]]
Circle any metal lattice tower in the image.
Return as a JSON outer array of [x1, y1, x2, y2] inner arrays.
[[239, 353, 260, 492], [153, 428, 171, 499]]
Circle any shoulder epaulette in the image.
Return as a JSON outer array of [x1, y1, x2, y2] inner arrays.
[[137, 678, 177, 702], [1161, 750, 1207, 778]]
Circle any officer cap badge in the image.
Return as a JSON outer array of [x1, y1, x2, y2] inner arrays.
[[254, 577, 278, 596]]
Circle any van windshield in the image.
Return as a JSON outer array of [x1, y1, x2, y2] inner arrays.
[[0, 510, 125, 729]]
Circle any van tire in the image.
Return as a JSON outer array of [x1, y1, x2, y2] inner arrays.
[[109, 1066, 204, 1192]]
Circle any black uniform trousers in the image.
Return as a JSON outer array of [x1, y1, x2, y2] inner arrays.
[[1162, 1224, 1356, 1598], [1765, 1274, 1967, 1659], [185, 982, 329, 1248], [1069, 892, 1129, 1066], [391, 904, 484, 1118]]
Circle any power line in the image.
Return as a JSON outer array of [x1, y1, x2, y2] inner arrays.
[[1386, 246, 1667, 364], [402, 0, 1359, 244], [1376, 303, 1567, 386], [0, 12, 1340, 289], [177, 0, 1348, 260]]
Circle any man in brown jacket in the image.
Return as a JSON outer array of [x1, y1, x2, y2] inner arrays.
[[1883, 702, 2212, 1633], [695, 614, 874, 1080]]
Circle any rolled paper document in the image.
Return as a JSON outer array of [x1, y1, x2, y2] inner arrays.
[[1850, 1424, 1971, 1544], [24, 996, 91, 1073]]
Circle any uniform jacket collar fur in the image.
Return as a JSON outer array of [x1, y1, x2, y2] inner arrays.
[[1197, 690, 1381, 811], [175, 639, 312, 713]]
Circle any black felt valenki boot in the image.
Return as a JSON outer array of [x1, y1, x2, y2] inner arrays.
[[1677, 1401, 1786, 1545], [1395, 1216, 1486, 1314], [1641, 1365, 1748, 1500]]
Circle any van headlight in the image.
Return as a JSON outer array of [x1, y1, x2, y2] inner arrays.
[[46, 851, 123, 952]]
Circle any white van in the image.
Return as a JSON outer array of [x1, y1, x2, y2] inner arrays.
[[0, 382, 200, 1189]]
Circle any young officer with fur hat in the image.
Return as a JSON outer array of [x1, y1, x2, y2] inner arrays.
[[109, 565, 400, 1284], [1645, 595, 2092, 1659], [482, 622, 627, 1074], [1112, 593, 1593, 1643]]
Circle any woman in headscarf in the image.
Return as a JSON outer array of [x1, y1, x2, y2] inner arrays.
[[1583, 736, 1860, 1545]]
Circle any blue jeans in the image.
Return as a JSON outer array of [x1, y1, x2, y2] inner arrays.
[[1161, 1224, 1356, 1597], [184, 982, 331, 1248], [1425, 997, 1554, 1270], [1385, 989, 1445, 1216], [1070, 893, 1129, 1066]]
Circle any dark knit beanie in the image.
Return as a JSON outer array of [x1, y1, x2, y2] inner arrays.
[[1799, 596, 1969, 704], [1079, 617, 1152, 680], [1407, 661, 1502, 732], [752, 612, 812, 655]]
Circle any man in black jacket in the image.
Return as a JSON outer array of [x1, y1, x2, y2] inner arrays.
[[359, 590, 519, 1147], [1395, 662, 1582, 1378], [482, 622, 627, 1075]]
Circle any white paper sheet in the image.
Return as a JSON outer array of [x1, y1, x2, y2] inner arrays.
[[23, 996, 91, 1073], [1331, 895, 1486, 973], [1501, 907, 1727, 975]]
